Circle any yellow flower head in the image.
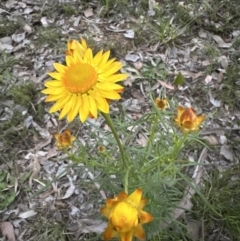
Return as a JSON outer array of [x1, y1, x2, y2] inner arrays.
[[42, 39, 128, 123], [54, 129, 76, 149], [174, 106, 205, 132], [154, 98, 168, 110], [98, 145, 106, 153], [101, 188, 153, 241]]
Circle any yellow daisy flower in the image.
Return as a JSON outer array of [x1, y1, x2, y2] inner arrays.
[[174, 106, 205, 133], [101, 188, 153, 241], [42, 39, 128, 123], [54, 129, 76, 149]]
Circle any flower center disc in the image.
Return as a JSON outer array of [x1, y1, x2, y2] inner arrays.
[[64, 63, 97, 94]]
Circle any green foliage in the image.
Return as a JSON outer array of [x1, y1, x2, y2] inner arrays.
[[9, 82, 38, 108], [27, 215, 68, 241], [203, 44, 220, 59], [173, 0, 240, 35], [0, 52, 17, 83], [0, 18, 24, 38], [142, 61, 168, 80], [192, 167, 240, 239], [67, 94, 205, 240], [1, 114, 29, 151], [216, 65, 240, 108], [0, 170, 16, 210], [100, 0, 128, 11], [59, 3, 77, 16], [35, 27, 62, 48]]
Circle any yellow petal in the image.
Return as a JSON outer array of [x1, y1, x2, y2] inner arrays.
[[59, 95, 74, 119], [45, 92, 67, 102], [96, 82, 124, 91], [42, 86, 66, 95], [67, 95, 82, 122], [197, 115, 205, 125], [100, 62, 123, 77], [96, 89, 121, 100], [93, 50, 103, 66], [49, 94, 71, 113], [53, 63, 67, 73], [105, 198, 120, 209], [48, 72, 62, 80], [138, 198, 147, 209], [88, 94, 98, 118], [133, 224, 145, 240], [98, 50, 110, 68], [174, 116, 181, 126], [126, 188, 142, 207], [66, 55, 75, 67], [68, 40, 87, 57], [68, 39, 86, 57], [84, 48, 93, 64], [54, 133, 60, 142], [98, 73, 128, 82], [139, 210, 153, 224], [81, 38, 88, 50], [177, 106, 185, 118], [117, 191, 128, 201], [44, 80, 63, 87], [79, 94, 89, 123], [98, 58, 116, 73], [100, 206, 111, 218], [90, 90, 109, 113], [119, 231, 134, 241], [73, 49, 84, 63], [103, 224, 116, 240]]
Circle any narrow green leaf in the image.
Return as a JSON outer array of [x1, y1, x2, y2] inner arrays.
[[174, 72, 185, 86]]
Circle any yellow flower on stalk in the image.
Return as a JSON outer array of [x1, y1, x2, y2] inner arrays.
[[98, 145, 106, 153], [54, 129, 76, 149], [42, 39, 128, 123], [154, 98, 168, 110], [174, 106, 205, 132], [101, 188, 153, 241]]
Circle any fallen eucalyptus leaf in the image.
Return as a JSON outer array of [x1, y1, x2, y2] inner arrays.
[[18, 210, 37, 219], [84, 8, 93, 18], [12, 33, 25, 43], [212, 35, 232, 48], [0, 222, 15, 241], [124, 29, 135, 39], [125, 53, 140, 62], [220, 145, 233, 161]]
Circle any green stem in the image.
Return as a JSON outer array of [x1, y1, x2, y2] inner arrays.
[[124, 168, 129, 194], [101, 112, 128, 170]]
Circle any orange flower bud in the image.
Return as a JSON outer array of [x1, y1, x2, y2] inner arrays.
[[54, 129, 76, 149], [174, 106, 205, 132]]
